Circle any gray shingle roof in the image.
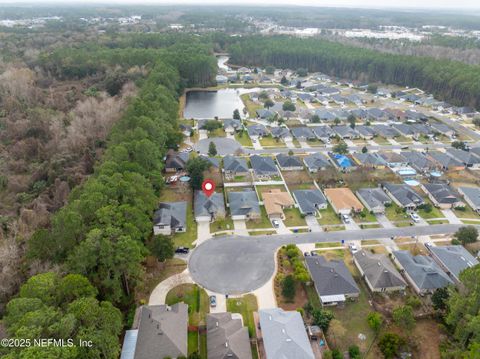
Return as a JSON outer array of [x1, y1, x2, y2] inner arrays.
[[270, 127, 291, 139], [428, 245, 479, 280], [165, 149, 189, 170], [401, 151, 437, 172], [223, 155, 248, 173], [372, 124, 400, 138], [393, 250, 453, 291], [224, 119, 242, 130], [247, 124, 269, 137], [292, 189, 327, 214], [259, 308, 314, 359], [354, 153, 387, 167], [459, 186, 480, 209], [228, 190, 260, 217], [423, 183, 462, 206], [355, 125, 376, 137], [446, 148, 480, 166], [383, 183, 425, 208], [354, 250, 406, 289], [428, 151, 463, 169], [332, 125, 358, 138], [153, 201, 187, 230], [356, 188, 391, 210], [276, 154, 303, 168], [311, 125, 333, 139], [303, 152, 331, 171], [133, 303, 188, 359], [305, 256, 360, 298], [250, 155, 278, 175], [207, 313, 252, 359], [291, 126, 316, 140], [194, 191, 226, 218]]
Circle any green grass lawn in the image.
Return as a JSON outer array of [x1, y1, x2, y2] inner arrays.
[[240, 93, 263, 118], [227, 294, 258, 338], [304, 283, 322, 309], [235, 131, 253, 147], [173, 202, 197, 247], [453, 204, 480, 219], [165, 284, 210, 326], [427, 219, 449, 225], [199, 332, 207, 359], [318, 204, 342, 225], [324, 225, 346, 231], [360, 223, 382, 229], [210, 216, 234, 233], [417, 199, 444, 220], [246, 206, 273, 229], [384, 203, 409, 222], [355, 211, 378, 223], [283, 207, 307, 227], [396, 135, 413, 143], [315, 242, 342, 248], [260, 135, 286, 147], [208, 127, 226, 138], [249, 230, 276, 236], [373, 136, 390, 145], [188, 331, 198, 355]]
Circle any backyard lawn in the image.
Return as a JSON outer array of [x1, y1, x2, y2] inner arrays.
[[318, 204, 342, 225], [256, 184, 288, 200], [240, 93, 263, 118], [246, 206, 273, 229], [165, 284, 210, 326], [173, 202, 197, 247], [283, 207, 307, 227]]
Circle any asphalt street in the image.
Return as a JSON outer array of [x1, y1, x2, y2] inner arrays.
[[188, 223, 468, 294]]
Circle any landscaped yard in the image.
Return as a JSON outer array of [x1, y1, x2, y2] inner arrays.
[[226, 294, 258, 338], [210, 216, 234, 233], [283, 207, 307, 227], [318, 204, 342, 225], [165, 284, 210, 326], [417, 199, 444, 220], [384, 203, 409, 222], [281, 170, 313, 187], [354, 210, 378, 223], [256, 184, 288, 200], [240, 93, 263, 118], [246, 206, 273, 229], [234, 131, 253, 147], [260, 135, 286, 147], [208, 127, 226, 137], [373, 136, 390, 145], [453, 204, 480, 219], [173, 202, 197, 247]]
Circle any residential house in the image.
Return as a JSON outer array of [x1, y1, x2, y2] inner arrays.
[[258, 308, 314, 359], [292, 189, 328, 215], [262, 189, 295, 220], [303, 152, 331, 173], [427, 151, 464, 171], [311, 125, 333, 142], [355, 125, 376, 140], [276, 154, 303, 171], [223, 155, 249, 179], [458, 186, 480, 212], [430, 122, 455, 138], [291, 126, 316, 141], [350, 108, 368, 120], [367, 108, 387, 121], [377, 151, 408, 168], [427, 245, 479, 284], [401, 151, 438, 173], [153, 202, 187, 235], [382, 183, 424, 210], [179, 123, 192, 137], [356, 188, 392, 214], [247, 124, 269, 140], [353, 153, 387, 168], [332, 125, 359, 139], [314, 109, 337, 122], [228, 190, 261, 220], [392, 250, 453, 295], [256, 109, 276, 120], [324, 187, 364, 215], [410, 123, 434, 140], [270, 127, 292, 141], [120, 303, 188, 359], [372, 124, 400, 138], [305, 255, 360, 306], [250, 155, 279, 180], [353, 250, 407, 292], [224, 119, 242, 135], [446, 148, 480, 168], [199, 155, 220, 168], [392, 123, 415, 138], [421, 183, 464, 209], [194, 191, 226, 222], [207, 313, 252, 359], [165, 149, 189, 173]]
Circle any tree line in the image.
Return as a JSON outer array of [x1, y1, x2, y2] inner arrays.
[[228, 36, 480, 109]]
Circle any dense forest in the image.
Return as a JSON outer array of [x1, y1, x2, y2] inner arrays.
[[228, 36, 480, 109], [0, 33, 216, 357]]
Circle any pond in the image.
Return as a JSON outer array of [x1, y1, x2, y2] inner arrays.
[[183, 88, 246, 119]]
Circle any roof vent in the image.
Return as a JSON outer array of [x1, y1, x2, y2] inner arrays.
[[216, 321, 219, 327], [286, 338, 292, 342]]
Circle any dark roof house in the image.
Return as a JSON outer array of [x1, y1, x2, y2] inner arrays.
[[292, 189, 328, 215], [207, 313, 252, 359]]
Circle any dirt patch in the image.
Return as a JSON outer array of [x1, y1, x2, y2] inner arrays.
[[282, 170, 314, 186]]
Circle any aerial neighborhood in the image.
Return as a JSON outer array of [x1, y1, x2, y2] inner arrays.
[[121, 60, 480, 359]]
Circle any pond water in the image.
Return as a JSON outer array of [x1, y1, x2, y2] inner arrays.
[[184, 88, 246, 119]]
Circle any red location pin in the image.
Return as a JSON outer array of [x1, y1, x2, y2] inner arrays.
[[202, 179, 216, 197]]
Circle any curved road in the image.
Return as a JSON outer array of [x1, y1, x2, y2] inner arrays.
[[188, 224, 466, 294]]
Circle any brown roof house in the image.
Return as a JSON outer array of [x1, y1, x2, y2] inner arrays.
[[120, 303, 188, 359], [262, 189, 295, 220], [324, 188, 364, 215]]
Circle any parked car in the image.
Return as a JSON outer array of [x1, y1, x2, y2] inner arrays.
[[348, 243, 359, 253], [209, 295, 217, 308], [342, 214, 351, 223], [410, 212, 420, 223], [175, 247, 189, 254], [272, 219, 280, 228], [310, 251, 318, 256], [304, 252, 311, 257]]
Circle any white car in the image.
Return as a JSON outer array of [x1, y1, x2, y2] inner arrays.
[[348, 243, 359, 253], [410, 212, 420, 223], [272, 219, 280, 228], [342, 214, 351, 223]]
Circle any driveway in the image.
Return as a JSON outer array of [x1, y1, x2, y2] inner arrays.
[[376, 213, 395, 229], [275, 219, 291, 234], [149, 269, 193, 305], [298, 140, 311, 148], [305, 215, 322, 232], [344, 218, 360, 230], [252, 139, 263, 150], [441, 209, 462, 224], [285, 139, 295, 148], [205, 290, 227, 313], [195, 220, 211, 245], [233, 219, 249, 235], [188, 223, 466, 294]]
